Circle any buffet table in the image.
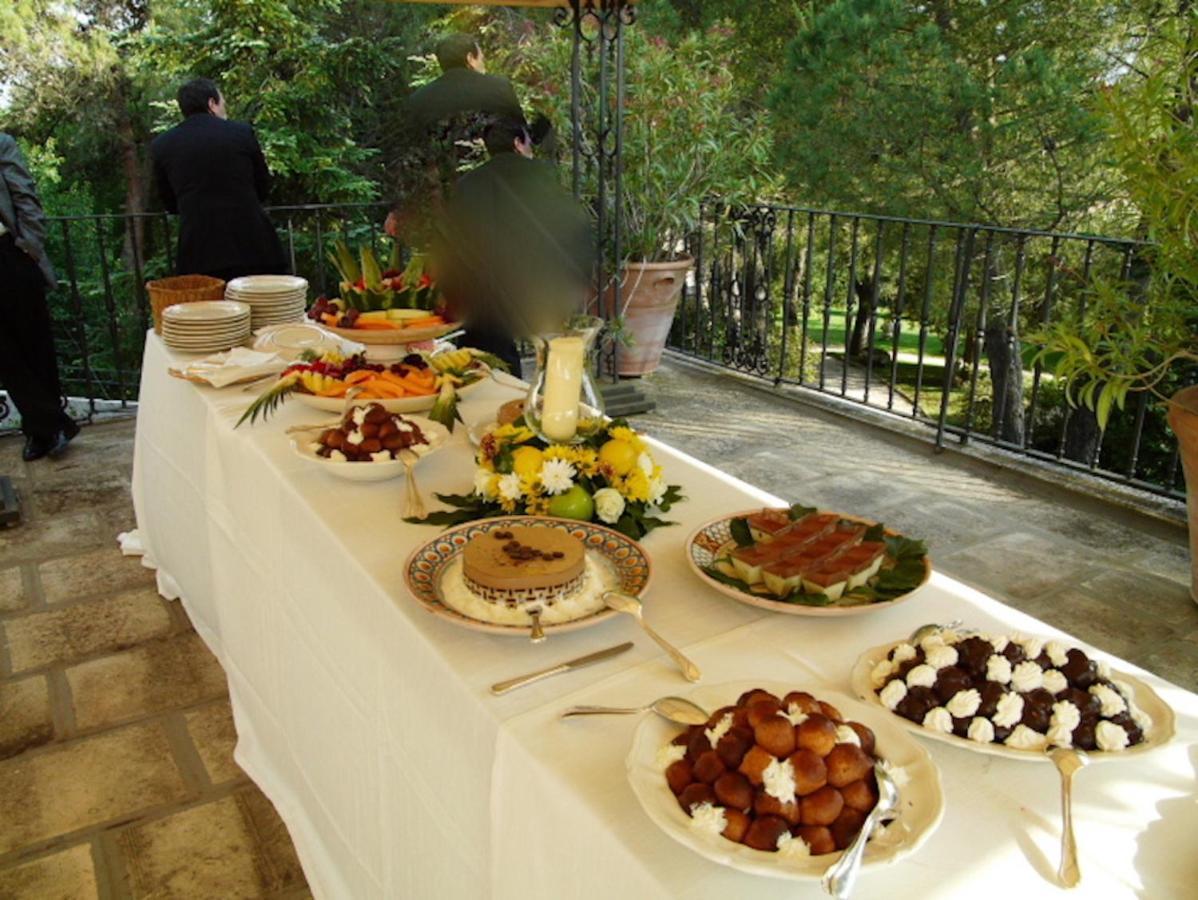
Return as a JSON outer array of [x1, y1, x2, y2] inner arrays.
[[131, 332, 1198, 899]]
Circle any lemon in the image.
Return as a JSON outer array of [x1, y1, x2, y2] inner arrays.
[[511, 446, 544, 479], [598, 439, 637, 475]]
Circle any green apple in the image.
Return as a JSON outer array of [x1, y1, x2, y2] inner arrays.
[[547, 485, 594, 521]]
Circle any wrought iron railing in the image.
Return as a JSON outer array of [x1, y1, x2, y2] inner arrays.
[[669, 202, 1191, 502], [0, 202, 388, 430]]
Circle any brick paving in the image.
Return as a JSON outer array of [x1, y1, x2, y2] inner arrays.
[[0, 359, 1194, 897]]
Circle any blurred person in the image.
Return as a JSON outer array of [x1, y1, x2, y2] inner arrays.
[[435, 118, 593, 374], [385, 33, 535, 243], [151, 78, 287, 281], [0, 133, 79, 460]]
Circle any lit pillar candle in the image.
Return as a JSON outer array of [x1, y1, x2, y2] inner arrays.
[[541, 335, 586, 442]]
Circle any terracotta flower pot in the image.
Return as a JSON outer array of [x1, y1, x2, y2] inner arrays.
[[1166, 384, 1198, 603], [599, 257, 693, 376]]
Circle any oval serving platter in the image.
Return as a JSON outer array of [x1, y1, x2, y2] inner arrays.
[[686, 509, 932, 618], [849, 639, 1175, 763], [403, 516, 652, 636]]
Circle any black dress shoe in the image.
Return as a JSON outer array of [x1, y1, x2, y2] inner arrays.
[[47, 419, 80, 459], [22, 435, 53, 461]]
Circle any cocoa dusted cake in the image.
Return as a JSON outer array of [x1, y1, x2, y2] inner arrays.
[[462, 526, 586, 607], [870, 628, 1152, 752]]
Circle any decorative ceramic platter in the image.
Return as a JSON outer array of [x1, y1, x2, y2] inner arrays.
[[626, 682, 944, 882], [326, 321, 461, 345], [686, 510, 932, 618], [293, 368, 489, 414], [404, 516, 652, 636], [290, 415, 450, 483], [849, 640, 1175, 763]]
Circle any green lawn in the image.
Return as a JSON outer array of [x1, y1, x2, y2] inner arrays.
[[798, 308, 946, 359]]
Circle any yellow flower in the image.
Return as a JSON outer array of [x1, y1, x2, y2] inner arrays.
[[525, 495, 552, 516], [494, 423, 536, 445], [622, 468, 653, 503], [607, 425, 644, 451]]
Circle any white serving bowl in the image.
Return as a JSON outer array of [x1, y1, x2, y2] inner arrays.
[[290, 414, 449, 483]]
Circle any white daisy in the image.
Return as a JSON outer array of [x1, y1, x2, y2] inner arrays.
[[497, 473, 523, 502], [648, 477, 667, 506], [473, 468, 496, 498], [539, 458, 577, 495], [638, 451, 655, 476]]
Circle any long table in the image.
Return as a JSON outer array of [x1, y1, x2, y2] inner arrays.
[[132, 332, 1197, 898]]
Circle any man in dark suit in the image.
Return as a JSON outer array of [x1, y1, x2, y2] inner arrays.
[[0, 133, 79, 460], [151, 78, 287, 281]]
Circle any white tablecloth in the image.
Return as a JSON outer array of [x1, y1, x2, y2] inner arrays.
[[132, 333, 1198, 899]]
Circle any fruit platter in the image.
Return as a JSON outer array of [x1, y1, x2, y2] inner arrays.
[[686, 505, 931, 617], [626, 682, 943, 881], [310, 241, 458, 344], [237, 346, 504, 429]]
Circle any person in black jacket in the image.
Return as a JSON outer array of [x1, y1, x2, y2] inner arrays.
[[151, 79, 287, 280], [0, 133, 79, 460], [436, 118, 593, 374]]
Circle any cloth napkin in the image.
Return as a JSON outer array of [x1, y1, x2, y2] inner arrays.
[[175, 347, 288, 388]]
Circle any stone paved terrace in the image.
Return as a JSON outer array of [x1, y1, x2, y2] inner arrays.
[[0, 358, 1194, 897]]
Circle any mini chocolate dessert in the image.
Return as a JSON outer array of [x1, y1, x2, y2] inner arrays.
[[873, 630, 1150, 753]]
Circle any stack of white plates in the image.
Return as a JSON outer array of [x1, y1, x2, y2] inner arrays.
[[162, 301, 252, 353], [225, 275, 309, 329]]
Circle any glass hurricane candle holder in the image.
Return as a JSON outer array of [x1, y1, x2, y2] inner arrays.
[[525, 316, 606, 444]]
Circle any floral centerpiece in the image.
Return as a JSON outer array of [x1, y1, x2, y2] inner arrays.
[[409, 418, 684, 539]]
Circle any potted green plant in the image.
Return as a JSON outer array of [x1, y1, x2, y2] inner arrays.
[[604, 25, 781, 375], [1035, 22, 1198, 601], [487, 19, 781, 375]]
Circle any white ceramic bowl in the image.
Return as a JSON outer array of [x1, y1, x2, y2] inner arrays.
[[290, 414, 449, 482]]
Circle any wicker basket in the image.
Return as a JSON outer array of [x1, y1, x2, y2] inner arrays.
[[146, 275, 227, 334]]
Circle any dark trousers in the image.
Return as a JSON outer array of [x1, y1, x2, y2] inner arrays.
[[460, 324, 522, 378], [202, 262, 290, 282], [0, 236, 69, 440]]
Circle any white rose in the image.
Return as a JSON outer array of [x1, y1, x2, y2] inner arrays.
[[593, 487, 626, 524]]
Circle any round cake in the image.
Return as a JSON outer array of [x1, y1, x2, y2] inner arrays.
[[462, 526, 586, 607]]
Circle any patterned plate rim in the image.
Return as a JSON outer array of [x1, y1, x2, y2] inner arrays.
[[685, 508, 932, 618], [402, 515, 653, 636]]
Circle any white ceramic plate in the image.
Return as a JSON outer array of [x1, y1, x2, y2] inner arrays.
[[253, 324, 338, 356], [849, 639, 1175, 762], [226, 275, 308, 294], [290, 414, 449, 482], [293, 369, 489, 414], [626, 683, 944, 882], [163, 300, 251, 322]]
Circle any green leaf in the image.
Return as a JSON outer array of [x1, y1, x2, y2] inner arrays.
[[883, 535, 928, 561], [863, 522, 886, 542], [789, 503, 817, 520], [729, 517, 754, 547], [1095, 381, 1114, 432], [784, 592, 834, 607], [236, 379, 298, 428]]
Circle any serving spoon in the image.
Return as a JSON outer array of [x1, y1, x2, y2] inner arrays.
[[603, 591, 702, 683], [1050, 747, 1088, 888], [560, 696, 709, 725], [821, 761, 901, 898]]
